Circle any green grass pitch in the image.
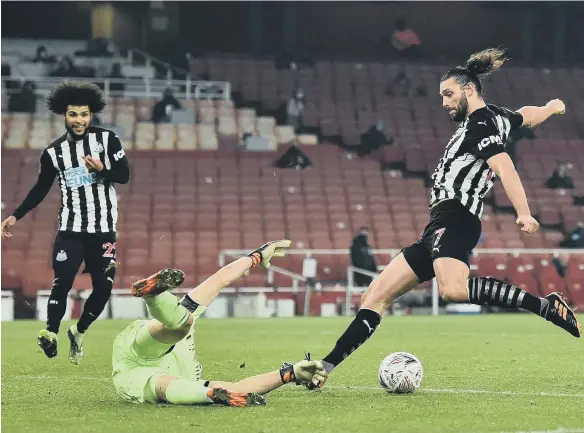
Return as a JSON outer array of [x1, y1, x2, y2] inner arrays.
[[2, 315, 583, 433]]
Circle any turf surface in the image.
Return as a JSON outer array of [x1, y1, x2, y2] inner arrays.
[[2, 315, 583, 433]]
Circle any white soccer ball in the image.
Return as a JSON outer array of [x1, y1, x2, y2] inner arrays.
[[378, 352, 423, 393]]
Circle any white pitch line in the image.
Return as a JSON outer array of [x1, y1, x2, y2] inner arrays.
[[10, 375, 108, 382], [502, 429, 584, 433], [8, 377, 584, 399], [327, 385, 584, 399]]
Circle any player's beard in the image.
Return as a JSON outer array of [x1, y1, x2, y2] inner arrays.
[[451, 94, 469, 122], [65, 122, 89, 141]]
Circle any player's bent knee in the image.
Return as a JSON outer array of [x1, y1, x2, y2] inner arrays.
[[437, 280, 468, 302], [151, 374, 181, 402], [360, 278, 392, 311]]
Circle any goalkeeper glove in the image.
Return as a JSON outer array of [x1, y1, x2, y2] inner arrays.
[[247, 239, 292, 269], [279, 360, 328, 386]]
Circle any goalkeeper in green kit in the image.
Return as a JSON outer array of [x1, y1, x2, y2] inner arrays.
[[112, 240, 327, 407]]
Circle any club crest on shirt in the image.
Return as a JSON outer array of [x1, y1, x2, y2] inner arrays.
[[91, 141, 104, 153]]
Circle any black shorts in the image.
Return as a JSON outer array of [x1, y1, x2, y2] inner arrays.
[[402, 199, 482, 283], [52, 231, 117, 274]]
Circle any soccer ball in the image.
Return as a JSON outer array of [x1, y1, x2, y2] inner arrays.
[[378, 352, 423, 393]]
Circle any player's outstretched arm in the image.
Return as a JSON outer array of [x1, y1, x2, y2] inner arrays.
[[207, 360, 328, 395], [191, 240, 291, 305], [487, 153, 539, 234], [2, 150, 57, 238], [517, 99, 565, 128]]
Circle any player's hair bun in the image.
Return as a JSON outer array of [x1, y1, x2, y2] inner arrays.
[[465, 48, 508, 77]]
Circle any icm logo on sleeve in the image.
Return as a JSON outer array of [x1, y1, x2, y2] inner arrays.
[[478, 135, 503, 151]]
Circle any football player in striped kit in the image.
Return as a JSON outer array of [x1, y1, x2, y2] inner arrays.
[[302, 48, 580, 391], [1, 81, 130, 364]]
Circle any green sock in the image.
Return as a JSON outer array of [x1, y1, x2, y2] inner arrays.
[[144, 292, 190, 330], [164, 379, 213, 405]]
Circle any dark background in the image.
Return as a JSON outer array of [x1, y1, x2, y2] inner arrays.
[[2, 1, 584, 65]]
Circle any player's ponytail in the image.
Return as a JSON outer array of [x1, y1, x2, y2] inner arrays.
[[465, 48, 508, 78], [441, 47, 508, 97]]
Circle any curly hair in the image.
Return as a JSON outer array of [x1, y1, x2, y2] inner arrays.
[[46, 81, 106, 115], [441, 48, 508, 96]]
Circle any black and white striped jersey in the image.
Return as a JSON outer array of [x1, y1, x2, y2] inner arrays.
[[429, 104, 524, 219], [12, 126, 130, 233]]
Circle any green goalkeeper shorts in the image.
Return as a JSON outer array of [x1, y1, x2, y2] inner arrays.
[[112, 320, 205, 404]]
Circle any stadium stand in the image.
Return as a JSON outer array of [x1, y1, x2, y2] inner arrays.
[[2, 55, 584, 309]]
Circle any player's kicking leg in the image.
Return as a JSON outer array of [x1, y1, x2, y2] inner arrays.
[[305, 252, 420, 389], [434, 257, 582, 338]]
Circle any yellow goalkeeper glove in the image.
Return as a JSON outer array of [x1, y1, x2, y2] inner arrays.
[[279, 360, 328, 385], [247, 239, 292, 269]]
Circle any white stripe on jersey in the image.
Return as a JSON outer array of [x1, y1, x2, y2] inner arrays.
[[97, 182, 110, 233], [101, 130, 118, 230], [442, 157, 475, 200], [108, 184, 118, 232], [103, 131, 111, 169], [60, 141, 82, 232], [460, 160, 485, 207], [85, 133, 99, 233], [469, 168, 491, 216], [430, 126, 467, 204]]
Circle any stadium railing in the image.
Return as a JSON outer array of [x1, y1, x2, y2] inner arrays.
[[221, 247, 584, 317], [1, 76, 231, 100], [35, 286, 300, 322], [24, 248, 584, 322], [219, 251, 313, 317]]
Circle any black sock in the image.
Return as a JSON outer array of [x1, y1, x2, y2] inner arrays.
[[322, 308, 381, 373], [47, 277, 74, 334], [467, 277, 549, 317]]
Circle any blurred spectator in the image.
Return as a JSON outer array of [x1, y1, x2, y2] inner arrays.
[[33, 45, 50, 63], [286, 89, 305, 131], [552, 252, 570, 277], [302, 252, 318, 291], [108, 63, 126, 95], [152, 88, 182, 123], [560, 222, 584, 248], [546, 161, 574, 190], [2, 64, 20, 91], [358, 120, 393, 156], [50, 56, 79, 78], [385, 71, 412, 97], [75, 38, 114, 57], [391, 18, 421, 59], [274, 143, 313, 170], [8, 81, 36, 114], [415, 85, 428, 97], [350, 227, 377, 287]]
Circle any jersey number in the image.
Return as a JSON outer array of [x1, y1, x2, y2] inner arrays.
[[103, 242, 116, 258]]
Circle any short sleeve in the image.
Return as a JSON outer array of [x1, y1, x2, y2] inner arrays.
[[465, 120, 506, 160], [501, 107, 524, 130]]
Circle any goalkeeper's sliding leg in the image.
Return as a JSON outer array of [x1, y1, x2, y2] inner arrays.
[[111, 240, 327, 407]]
